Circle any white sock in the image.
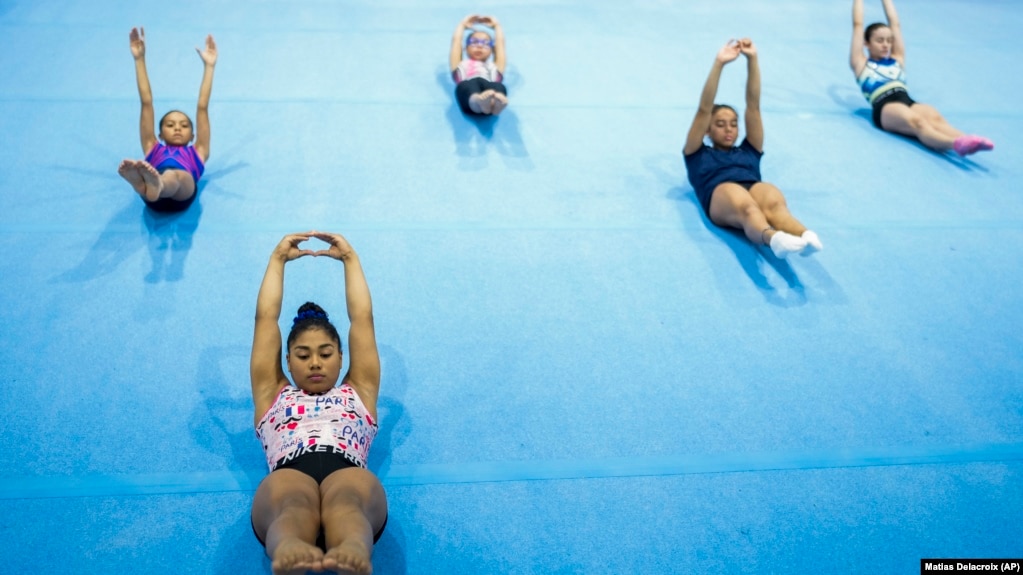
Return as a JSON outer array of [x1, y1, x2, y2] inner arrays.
[[801, 230, 823, 255], [769, 231, 807, 259]]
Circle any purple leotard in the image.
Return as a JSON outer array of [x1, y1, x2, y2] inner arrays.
[[145, 143, 205, 183]]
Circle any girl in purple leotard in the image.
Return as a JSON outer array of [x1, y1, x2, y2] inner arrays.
[[117, 27, 217, 212]]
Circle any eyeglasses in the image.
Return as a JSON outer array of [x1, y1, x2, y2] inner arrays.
[[466, 38, 493, 47]]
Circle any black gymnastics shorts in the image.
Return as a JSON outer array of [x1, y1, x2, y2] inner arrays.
[[251, 451, 388, 549], [699, 180, 760, 216], [455, 77, 508, 116], [871, 88, 916, 129], [145, 192, 197, 213], [276, 449, 362, 484]]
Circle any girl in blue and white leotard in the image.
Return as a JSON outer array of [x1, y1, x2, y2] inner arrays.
[[850, 0, 993, 156]]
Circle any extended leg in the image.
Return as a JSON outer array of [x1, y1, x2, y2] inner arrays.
[[118, 160, 151, 199], [251, 470, 326, 575], [319, 467, 388, 575], [912, 104, 964, 140], [881, 103, 957, 152]]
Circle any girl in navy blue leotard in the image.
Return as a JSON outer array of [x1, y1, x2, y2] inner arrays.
[[683, 39, 822, 259]]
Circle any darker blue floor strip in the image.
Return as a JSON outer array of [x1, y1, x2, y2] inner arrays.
[[4, 442, 1021, 500]]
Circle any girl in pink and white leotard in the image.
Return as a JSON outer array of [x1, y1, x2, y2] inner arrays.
[[449, 14, 508, 116]]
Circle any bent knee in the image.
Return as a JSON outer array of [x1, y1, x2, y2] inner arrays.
[[709, 187, 760, 225], [162, 169, 196, 196], [760, 196, 787, 216], [738, 200, 766, 220], [750, 183, 787, 213]]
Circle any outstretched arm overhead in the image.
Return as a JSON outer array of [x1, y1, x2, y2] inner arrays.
[[740, 39, 763, 152], [683, 40, 741, 156], [129, 27, 158, 155], [481, 15, 506, 74], [250, 232, 315, 426], [850, 0, 867, 74], [310, 231, 381, 417], [881, 0, 905, 64], [450, 15, 476, 72], [193, 34, 217, 163]]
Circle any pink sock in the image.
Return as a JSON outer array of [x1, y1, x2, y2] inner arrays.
[[953, 135, 994, 157]]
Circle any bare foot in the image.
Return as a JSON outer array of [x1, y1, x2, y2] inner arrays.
[[490, 92, 508, 115], [322, 539, 372, 574], [137, 160, 163, 202], [271, 537, 325, 575], [118, 160, 149, 198], [468, 93, 486, 114], [477, 90, 495, 114]]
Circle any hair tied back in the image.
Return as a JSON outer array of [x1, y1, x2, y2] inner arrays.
[[293, 309, 327, 324]]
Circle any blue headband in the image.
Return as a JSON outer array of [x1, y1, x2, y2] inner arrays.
[[293, 310, 327, 324]]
